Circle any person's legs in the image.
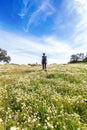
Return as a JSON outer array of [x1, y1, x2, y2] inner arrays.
[[45, 63, 46, 71], [42, 64, 44, 70], [42, 63, 46, 71]]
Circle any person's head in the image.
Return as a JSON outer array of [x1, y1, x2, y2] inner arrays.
[[43, 53, 45, 56]]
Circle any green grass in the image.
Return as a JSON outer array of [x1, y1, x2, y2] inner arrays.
[[0, 63, 87, 130]]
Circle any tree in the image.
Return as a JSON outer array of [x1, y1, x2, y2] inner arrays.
[[83, 57, 87, 62], [76, 53, 84, 61], [0, 48, 11, 63], [70, 54, 79, 63]]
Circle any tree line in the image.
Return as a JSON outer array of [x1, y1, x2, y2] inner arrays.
[[70, 53, 87, 63]]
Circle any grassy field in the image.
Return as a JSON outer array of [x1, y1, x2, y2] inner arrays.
[[0, 63, 87, 130]]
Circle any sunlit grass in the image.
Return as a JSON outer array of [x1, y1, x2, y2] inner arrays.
[[0, 63, 87, 130]]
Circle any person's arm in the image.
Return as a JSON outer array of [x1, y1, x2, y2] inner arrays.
[[46, 56, 47, 64], [41, 56, 43, 64]]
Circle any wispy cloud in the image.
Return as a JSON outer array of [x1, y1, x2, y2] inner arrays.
[[18, 0, 30, 18], [27, 1, 54, 31], [0, 29, 72, 64], [74, 0, 87, 32], [52, 0, 78, 38], [19, 0, 55, 32], [70, 0, 87, 50], [23, 0, 29, 7], [53, 0, 87, 54]]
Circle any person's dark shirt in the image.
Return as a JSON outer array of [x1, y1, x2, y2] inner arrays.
[[42, 55, 47, 64]]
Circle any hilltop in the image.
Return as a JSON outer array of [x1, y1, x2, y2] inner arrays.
[[0, 63, 87, 130]]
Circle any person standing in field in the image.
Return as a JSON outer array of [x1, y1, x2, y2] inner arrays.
[[42, 53, 47, 71]]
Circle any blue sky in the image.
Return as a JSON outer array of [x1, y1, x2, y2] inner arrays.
[[0, 0, 87, 64]]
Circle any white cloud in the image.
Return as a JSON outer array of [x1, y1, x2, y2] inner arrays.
[[52, 0, 77, 35], [75, 0, 87, 14], [56, 0, 87, 54], [10, 53, 40, 64], [70, 0, 87, 50], [43, 36, 72, 54], [19, 0, 55, 32], [74, 0, 87, 27], [18, 0, 30, 18], [0, 29, 72, 64]]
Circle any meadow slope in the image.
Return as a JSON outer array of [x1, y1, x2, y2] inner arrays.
[[0, 63, 87, 130]]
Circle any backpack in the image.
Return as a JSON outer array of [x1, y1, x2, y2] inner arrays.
[[42, 56, 47, 64]]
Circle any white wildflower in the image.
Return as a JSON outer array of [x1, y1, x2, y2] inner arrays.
[[9, 115, 12, 119], [44, 125, 47, 129], [10, 126, 17, 130], [37, 123, 41, 126], [47, 122, 54, 129], [0, 118, 2, 123], [32, 118, 37, 122], [47, 116, 50, 120]]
